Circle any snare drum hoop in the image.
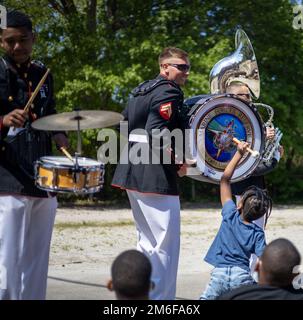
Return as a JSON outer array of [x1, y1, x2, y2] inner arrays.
[[189, 95, 265, 183], [35, 156, 105, 193], [39, 184, 103, 194], [37, 156, 103, 170]]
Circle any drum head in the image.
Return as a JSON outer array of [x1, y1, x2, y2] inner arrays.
[[39, 156, 103, 167], [187, 95, 265, 183]]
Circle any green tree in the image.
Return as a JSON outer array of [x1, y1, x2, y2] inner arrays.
[[2, 0, 302, 202]]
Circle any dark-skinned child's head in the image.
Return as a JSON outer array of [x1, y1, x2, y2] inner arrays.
[[238, 186, 272, 225]]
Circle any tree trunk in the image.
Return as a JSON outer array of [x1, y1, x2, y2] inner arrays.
[[285, 147, 294, 171], [87, 0, 97, 34], [48, 0, 77, 15]]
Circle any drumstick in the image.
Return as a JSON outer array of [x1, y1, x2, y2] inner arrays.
[[11, 69, 50, 131], [60, 147, 75, 163], [232, 137, 260, 158], [24, 68, 50, 113]]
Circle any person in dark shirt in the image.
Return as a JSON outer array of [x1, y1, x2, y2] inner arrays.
[[112, 47, 190, 299], [0, 10, 68, 300], [200, 141, 272, 300], [218, 238, 303, 300]]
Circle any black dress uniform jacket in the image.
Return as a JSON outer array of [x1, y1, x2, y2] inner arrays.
[[0, 55, 57, 197], [112, 75, 184, 195]]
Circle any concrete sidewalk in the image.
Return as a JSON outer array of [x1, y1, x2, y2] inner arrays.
[[46, 265, 209, 300]]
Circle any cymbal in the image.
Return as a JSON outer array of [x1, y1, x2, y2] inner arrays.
[[31, 110, 123, 131]]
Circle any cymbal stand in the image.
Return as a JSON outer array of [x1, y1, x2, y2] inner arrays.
[[74, 109, 82, 156], [73, 152, 81, 184], [73, 109, 82, 183]]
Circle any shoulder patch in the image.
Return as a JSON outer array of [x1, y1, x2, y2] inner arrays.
[[159, 102, 172, 120]]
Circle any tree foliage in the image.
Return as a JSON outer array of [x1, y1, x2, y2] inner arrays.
[[2, 0, 303, 202]]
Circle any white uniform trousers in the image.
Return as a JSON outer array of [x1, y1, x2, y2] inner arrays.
[[127, 190, 180, 300], [235, 195, 265, 278], [0, 195, 57, 300]]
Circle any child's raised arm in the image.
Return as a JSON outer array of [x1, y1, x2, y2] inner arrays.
[[220, 141, 249, 206]]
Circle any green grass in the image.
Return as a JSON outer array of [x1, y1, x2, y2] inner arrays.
[[55, 220, 134, 229]]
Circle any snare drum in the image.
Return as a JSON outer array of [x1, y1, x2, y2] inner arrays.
[[35, 156, 105, 193], [183, 94, 265, 183]]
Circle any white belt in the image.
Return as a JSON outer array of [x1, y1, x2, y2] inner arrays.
[[129, 133, 148, 143]]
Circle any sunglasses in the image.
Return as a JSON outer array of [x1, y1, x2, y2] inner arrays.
[[167, 63, 191, 72]]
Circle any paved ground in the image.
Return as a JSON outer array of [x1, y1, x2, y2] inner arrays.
[[47, 267, 209, 300], [46, 204, 303, 300]]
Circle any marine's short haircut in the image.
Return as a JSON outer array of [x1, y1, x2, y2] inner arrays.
[[240, 186, 272, 225], [111, 250, 152, 299], [158, 47, 189, 65], [261, 238, 301, 287], [6, 9, 32, 32]]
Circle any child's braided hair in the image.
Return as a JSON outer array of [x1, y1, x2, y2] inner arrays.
[[241, 186, 272, 226]]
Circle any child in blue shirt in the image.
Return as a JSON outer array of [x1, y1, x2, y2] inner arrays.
[[200, 141, 272, 300]]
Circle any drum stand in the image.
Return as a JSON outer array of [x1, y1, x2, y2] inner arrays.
[[73, 108, 83, 181]]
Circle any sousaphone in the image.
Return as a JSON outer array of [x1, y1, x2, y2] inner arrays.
[[184, 29, 267, 183], [209, 29, 260, 99]]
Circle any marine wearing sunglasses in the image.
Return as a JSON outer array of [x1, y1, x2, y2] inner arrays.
[[160, 57, 190, 86], [167, 63, 191, 73]]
